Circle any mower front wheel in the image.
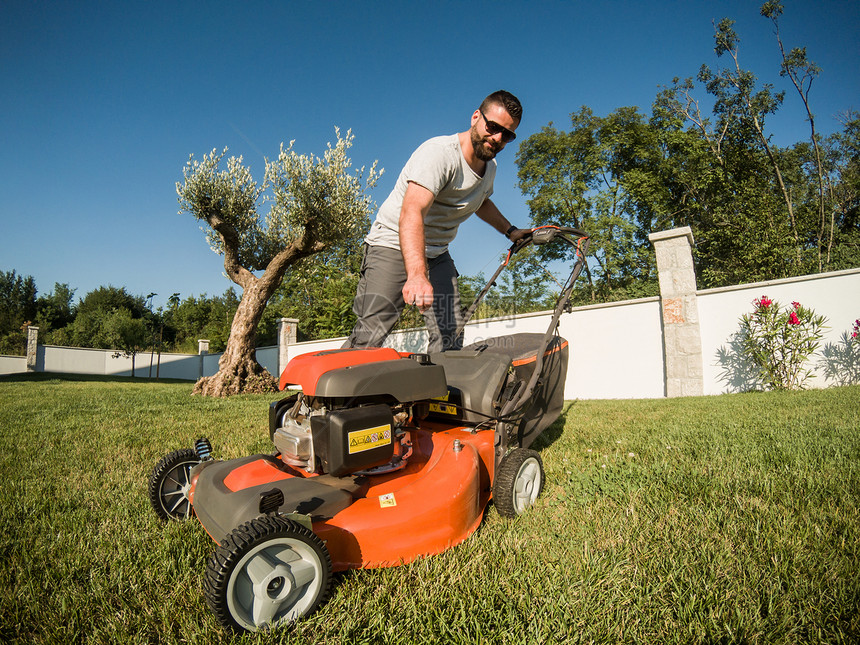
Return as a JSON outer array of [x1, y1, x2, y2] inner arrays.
[[148, 449, 200, 521], [494, 448, 544, 518], [204, 515, 332, 633]]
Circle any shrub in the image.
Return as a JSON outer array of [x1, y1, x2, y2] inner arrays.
[[739, 296, 827, 390]]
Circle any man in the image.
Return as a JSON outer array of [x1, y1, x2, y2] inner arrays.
[[346, 90, 529, 352]]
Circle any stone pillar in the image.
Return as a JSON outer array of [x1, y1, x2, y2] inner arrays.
[[278, 318, 299, 377], [26, 326, 39, 371], [648, 227, 704, 397], [198, 339, 209, 379]]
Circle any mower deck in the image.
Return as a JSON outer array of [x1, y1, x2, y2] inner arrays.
[[191, 422, 495, 570]]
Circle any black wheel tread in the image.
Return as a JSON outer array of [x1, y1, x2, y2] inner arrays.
[[148, 448, 199, 521], [204, 515, 333, 633], [494, 448, 544, 518]]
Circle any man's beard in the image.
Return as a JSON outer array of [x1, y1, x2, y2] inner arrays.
[[470, 126, 499, 161]]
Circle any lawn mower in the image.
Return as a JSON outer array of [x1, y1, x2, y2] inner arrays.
[[148, 225, 590, 632]]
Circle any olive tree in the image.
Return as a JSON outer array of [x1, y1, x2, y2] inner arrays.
[[177, 129, 381, 396]]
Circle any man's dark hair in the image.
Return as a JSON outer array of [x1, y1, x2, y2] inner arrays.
[[480, 90, 522, 123]]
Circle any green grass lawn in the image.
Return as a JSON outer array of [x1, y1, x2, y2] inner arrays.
[[1, 374, 858, 644]]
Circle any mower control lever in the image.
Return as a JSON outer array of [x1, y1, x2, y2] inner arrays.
[[531, 227, 558, 245], [508, 225, 589, 254]]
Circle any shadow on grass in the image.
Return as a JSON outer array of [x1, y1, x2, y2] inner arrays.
[[531, 400, 578, 452], [0, 371, 195, 386]]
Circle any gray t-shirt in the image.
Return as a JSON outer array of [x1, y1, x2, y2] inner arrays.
[[365, 134, 496, 258]]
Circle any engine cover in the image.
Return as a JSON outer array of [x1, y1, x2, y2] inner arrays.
[[279, 348, 447, 402], [311, 404, 395, 477]]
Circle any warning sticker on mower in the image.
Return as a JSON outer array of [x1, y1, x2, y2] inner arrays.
[[348, 424, 392, 454], [429, 391, 456, 415], [379, 493, 396, 508]]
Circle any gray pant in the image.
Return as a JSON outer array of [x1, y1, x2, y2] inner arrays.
[[346, 244, 465, 352]]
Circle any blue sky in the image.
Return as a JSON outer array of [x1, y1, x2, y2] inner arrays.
[[2, 0, 857, 310]]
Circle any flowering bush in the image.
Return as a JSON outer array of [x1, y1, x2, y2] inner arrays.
[[739, 296, 827, 390]]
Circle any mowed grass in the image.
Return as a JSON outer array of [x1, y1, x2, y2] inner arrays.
[[0, 373, 858, 644]]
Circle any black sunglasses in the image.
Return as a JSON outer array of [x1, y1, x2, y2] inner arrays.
[[479, 110, 517, 143]]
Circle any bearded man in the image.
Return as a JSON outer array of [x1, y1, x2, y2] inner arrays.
[[346, 90, 528, 352]]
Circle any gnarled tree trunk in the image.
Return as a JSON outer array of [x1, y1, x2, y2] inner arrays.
[[193, 282, 278, 396], [193, 223, 324, 397]]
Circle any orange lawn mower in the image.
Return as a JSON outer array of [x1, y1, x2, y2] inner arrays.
[[148, 225, 590, 632]]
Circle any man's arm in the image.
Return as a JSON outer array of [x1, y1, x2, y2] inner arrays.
[[399, 181, 436, 311], [475, 198, 529, 242]]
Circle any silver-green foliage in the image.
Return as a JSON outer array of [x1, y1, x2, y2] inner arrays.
[[177, 128, 381, 277]]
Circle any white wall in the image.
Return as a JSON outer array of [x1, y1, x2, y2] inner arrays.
[[256, 347, 279, 378], [37, 345, 204, 379], [278, 268, 859, 399], [7, 345, 280, 381], [41, 345, 112, 375], [8, 267, 858, 399], [280, 297, 666, 400], [560, 297, 665, 399], [0, 355, 26, 375]]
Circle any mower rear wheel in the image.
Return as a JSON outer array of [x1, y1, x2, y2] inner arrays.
[[148, 449, 200, 521], [204, 515, 332, 633], [494, 448, 544, 518]]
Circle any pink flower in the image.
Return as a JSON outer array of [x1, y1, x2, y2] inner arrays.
[[788, 312, 800, 325], [755, 296, 773, 309], [792, 301, 801, 309]]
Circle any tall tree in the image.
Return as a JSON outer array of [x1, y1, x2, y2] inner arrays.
[[652, 4, 859, 283], [36, 283, 76, 337], [0, 270, 37, 355], [177, 129, 381, 396], [822, 111, 860, 269], [696, 16, 814, 279], [651, 77, 799, 286], [516, 4, 859, 296], [515, 107, 659, 302], [55, 286, 150, 350]]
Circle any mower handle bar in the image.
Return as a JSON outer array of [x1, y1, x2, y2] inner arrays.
[[458, 224, 590, 333], [510, 225, 589, 253]]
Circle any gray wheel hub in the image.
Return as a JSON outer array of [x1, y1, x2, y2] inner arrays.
[[226, 537, 324, 631], [513, 457, 542, 513]]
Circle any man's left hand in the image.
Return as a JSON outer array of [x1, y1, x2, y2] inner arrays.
[[508, 228, 530, 243]]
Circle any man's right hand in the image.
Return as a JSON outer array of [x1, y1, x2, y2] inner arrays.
[[403, 274, 433, 312], [399, 182, 436, 312]]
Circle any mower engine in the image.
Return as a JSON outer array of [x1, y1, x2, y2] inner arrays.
[[270, 395, 413, 477], [269, 347, 448, 477]]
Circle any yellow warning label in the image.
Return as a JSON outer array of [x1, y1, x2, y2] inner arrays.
[[379, 492, 396, 508], [348, 424, 392, 454], [429, 402, 457, 415], [429, 391, 457, 415]]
